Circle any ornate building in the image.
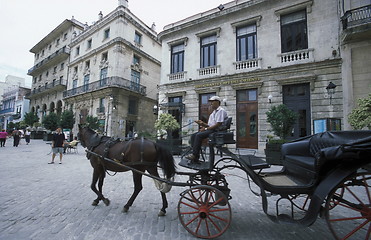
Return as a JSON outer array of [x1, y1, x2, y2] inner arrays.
[[27, 1, 161, 138], [157, 0, 370, 151], [63, 1, 161, 137], [27, 19, 85, 123]]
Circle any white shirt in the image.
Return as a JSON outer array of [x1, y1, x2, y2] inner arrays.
[[208, 106, 228, 127]]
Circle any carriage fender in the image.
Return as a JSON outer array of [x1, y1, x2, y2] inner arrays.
[[299, 164, 363, 226]]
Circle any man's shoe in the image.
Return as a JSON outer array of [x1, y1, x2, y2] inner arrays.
[[185, 154, 201, 164], [185, 154, 196, 161]]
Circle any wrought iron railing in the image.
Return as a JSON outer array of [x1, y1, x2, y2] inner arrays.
[[341, 4, 371, 29], [63, 76, 146, 98], [0, 108, 14, 114], [160, 102, 185, 113], [28, 79, 67, 97], [28, 46, 70, 74]]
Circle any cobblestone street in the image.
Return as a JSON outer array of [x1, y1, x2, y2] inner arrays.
[[0, 138, 341, 240]]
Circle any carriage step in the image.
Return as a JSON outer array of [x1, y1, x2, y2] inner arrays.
[[239, 155, 270, 170], [179, 157, 211, 171]]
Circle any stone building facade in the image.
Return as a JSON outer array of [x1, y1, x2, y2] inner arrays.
[[27, 19, 85, 123], [339, 0, 371, 128], [158, 0, 358, 151], [0, 86, 30, 130], [63, 2, 161, 138]]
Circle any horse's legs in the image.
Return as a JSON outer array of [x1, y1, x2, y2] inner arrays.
[[98, 171, 110, 206], [122, 171, 143, 213], [147, 166, 168, 216], [91, 167, 110, 206]]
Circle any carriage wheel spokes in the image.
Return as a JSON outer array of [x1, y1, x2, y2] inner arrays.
[[178, 185, 231, 239], [325, 171, 371, 240]]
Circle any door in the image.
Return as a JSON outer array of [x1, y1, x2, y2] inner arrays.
[[283, 83, 311, 139], [199, 93, 216, 125], [236, 89, 258, 149]]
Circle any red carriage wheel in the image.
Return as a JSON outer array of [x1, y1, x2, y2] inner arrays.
[[325, 170, 371, 240], [178, 185, 232, 239]]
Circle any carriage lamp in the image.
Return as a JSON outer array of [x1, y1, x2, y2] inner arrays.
[[153, 105, 158, 115], [326, 82, 337, 104]]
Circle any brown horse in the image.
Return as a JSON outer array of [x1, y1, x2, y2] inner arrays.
[[78, 125, 176, 216]]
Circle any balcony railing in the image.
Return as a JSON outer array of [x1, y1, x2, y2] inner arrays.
[[28, 79, 67, 98], [168, 71, 186, 81], [341, 5, 371, 30], [198, 65, 220, 77], [0, 108, 14, 115], [234, 58, 261, 71], [159, 102, 185, 113], [279, 48, 314, 63], [63, 76, 147, 98], [28, 46, 70, 75]]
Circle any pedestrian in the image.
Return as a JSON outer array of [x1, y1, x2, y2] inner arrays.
[[0, 129, 8, 147], [49, 127, 66, 164], [63, 136, 79, 153], [12, 129, 21, 147], [25, 128, 31, 145]]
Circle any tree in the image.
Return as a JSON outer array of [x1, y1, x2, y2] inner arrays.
[[348, 94, 371, 130], [42, 112, 59, 131], [85, 115, 100, 130], [59, 110, 75, 129], [266, 104, 298, 140], [154, 113, 180, 139], [23, 112, 39, 127]]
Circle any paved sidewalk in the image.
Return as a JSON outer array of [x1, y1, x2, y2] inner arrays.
[[0, 138, 338, 240]]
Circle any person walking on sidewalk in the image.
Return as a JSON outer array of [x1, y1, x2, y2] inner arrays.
[[0, 129, 8, 147], [12, 129, 21, 147], [49, 127, 66, 164], [24, 128, 31, 145]]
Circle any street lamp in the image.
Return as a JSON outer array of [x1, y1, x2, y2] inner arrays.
[[326, 82, 337, 104]]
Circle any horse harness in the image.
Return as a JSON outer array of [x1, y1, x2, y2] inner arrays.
[[87, 136, 157, 174]]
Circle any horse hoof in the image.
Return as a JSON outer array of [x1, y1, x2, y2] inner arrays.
[[158, 210, 166, 216], [92, 200, 99, 206], [122, 207, 129, 213], [103, 198, 110, 206]]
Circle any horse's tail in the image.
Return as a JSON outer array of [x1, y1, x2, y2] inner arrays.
[[155, 143, 176, 179]]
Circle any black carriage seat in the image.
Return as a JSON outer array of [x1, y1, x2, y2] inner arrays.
[[209, 117, 236, 146], [281, 131, 371, 183]]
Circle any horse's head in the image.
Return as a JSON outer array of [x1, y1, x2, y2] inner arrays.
[[78, 124, 102, 148]]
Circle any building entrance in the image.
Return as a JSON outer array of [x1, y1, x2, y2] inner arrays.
[[236, 89, 258, 149]]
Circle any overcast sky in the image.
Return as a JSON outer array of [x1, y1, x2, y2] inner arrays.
[[0, 0, 225, 86]]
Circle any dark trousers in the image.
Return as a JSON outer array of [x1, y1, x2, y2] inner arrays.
[[13, 136, 20, 147], [191, 129, 214, 159], [0, 138, 5, 147], [25, 135, 30, 144]]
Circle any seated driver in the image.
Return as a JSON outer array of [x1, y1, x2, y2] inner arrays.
[[186, 96, 228, 163]]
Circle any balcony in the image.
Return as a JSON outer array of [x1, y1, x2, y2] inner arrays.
[[278, 48, 314, 64], [198, 65, 220, 78], [341, 5, 371, 42], [159, 102, 185, 113], [63, 76, 147, 99], [0, 108, 14, 115], [27, 79, 67, 99], [28, 46, 70, 76], [168, 71, 186, 81], [234, 58, 261, 71]]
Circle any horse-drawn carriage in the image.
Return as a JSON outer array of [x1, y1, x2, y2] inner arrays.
[[78, 124, 371, 239]]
